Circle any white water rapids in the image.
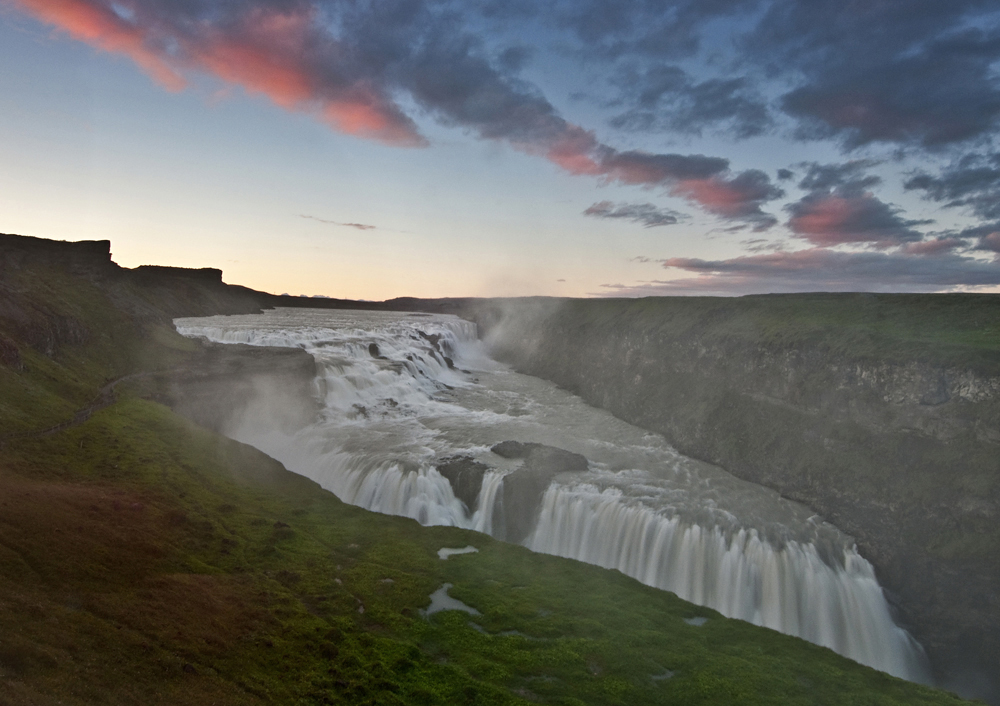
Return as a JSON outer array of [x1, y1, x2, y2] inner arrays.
[[175, 307, 928, 681]]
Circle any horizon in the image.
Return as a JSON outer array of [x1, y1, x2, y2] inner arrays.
[[3, 0, 1000, 299]]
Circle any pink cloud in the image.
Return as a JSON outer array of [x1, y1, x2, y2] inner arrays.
[[10, 0, 778, 222], [787, 191, 924, 248], [14, 0, 184, 90], [899, 237, 966, 256], [12, 0, 425, 146], [595, 247, 1000, 296]]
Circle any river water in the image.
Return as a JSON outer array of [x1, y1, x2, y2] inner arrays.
[[175, 307, 928, 681]]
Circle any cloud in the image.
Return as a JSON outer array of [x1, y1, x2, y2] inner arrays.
[[12, 0, 425, 145], [905, 154, 1000, 222], [596, 248, 1000, 296], [952, 223, 1000, 257], [11, 0, 185, 91], [796, 161, 881, 192], [898, 237, 968, 256], [740, 238, 785, 253], [17, 0, 1000, 249], [747, 3, 1000, 148], [784, 161, 929, 248], [583, 201, 683, 228], [979, 231, 1000, 254], [786, 191, 928, 248], [558, 0, 1000, 149], [609, 65, 771, 139], [11, 0, 783, 226], [301, 215, 376, 230], [778, 28, 1000, 148], [672, 169, 782, 229]]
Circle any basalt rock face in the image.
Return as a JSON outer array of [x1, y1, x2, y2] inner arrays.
[[1, 233, 269, 324], [0, 233, 114, 277], [160, 341, 318, 436], [463, 294, 1000, 702], [436, 456, 491, 510], [491, 442, 589, 544]]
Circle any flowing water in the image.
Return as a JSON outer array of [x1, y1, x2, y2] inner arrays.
[[175, 307, 928, 681]]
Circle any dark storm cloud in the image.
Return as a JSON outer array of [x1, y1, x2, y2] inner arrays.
[[609, 65, 771, 139], [952, 223, 1000, 257], [553, 0, 1000, 149], [583, 201, 684, 228], [905, 154, 1000, 222], [748, 2, 1000, 148], [596, 248, 1000, 296], [550, 0, 763, 60], [796, 161, 881, 192]]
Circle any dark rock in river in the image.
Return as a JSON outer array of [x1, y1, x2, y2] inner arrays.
[[491, 441, 588, 544], [491, 442, 588, 472], [436, 456, 491, 510]]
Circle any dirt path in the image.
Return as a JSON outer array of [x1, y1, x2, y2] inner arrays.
[[1, 369, 176, 442]]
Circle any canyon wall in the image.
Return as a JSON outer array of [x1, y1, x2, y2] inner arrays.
[[462, 294, 1000, 700]]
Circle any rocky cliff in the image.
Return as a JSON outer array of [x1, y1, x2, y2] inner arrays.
[[461, 294, 1000, 702]]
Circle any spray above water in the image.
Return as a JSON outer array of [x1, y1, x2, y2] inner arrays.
[[176, 308, 929, 682]]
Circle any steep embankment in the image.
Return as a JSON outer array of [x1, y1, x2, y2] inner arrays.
[[463, 294, 1000, 701], [3, 235, 979, 703]]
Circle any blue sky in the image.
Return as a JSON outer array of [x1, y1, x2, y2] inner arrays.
[[2, 0, 1000, 299]]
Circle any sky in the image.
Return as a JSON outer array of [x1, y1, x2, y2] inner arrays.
[[2, 0, 1000, 299]]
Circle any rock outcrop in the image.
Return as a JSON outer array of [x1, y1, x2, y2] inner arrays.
[[160, 341, 319, 436], [435, 456, 492, 510], [490, 441, 588, 544]]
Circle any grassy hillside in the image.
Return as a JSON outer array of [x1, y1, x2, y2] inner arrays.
[[469, 293, 1000, 372], [0, 265, 977, 704]]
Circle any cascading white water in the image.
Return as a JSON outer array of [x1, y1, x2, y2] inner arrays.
[[175, 308, 929, 682], [527, 484, 924, 680]]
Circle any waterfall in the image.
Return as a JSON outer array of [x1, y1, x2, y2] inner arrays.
[[526, 483, 926, 680], [175, 307, 929, 682]]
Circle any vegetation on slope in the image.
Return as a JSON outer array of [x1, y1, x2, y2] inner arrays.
[[538, 293, 1000, 372], [0, 262, 977, 704]]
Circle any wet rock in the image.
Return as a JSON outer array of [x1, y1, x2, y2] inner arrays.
[[491, 442, 588, 544], [369, 342, 386, 359], [490, 442, 588, 473], [436, 456, 491, 510], [417, 330, 441, 349]]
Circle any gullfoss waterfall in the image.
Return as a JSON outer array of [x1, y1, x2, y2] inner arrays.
[[175, 308, 928, 682]]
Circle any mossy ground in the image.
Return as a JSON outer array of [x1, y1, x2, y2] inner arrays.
[[551, 293, 1000, 372], [0, 269, 977, 704]]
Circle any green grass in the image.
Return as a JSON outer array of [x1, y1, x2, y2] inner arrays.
[[0, 399, 973, 705], [0, 265, 980, 704], [548, 293, 1000, 371]]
